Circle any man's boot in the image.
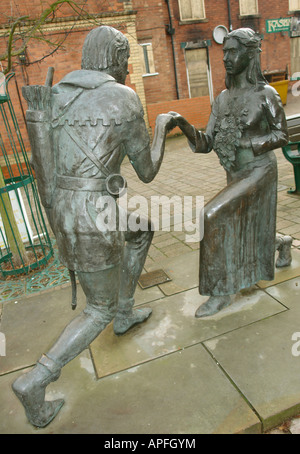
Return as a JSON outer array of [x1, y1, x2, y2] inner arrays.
[[12, 354, 64, 428], [113, 298, 152, 335]]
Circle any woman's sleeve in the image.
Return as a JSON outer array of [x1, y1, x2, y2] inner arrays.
[[250, 86, 289, 155]]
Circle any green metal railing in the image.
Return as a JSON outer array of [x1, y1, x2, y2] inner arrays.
[[0, 72, 53, 277]]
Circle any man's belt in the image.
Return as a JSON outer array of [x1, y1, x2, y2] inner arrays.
[[56, 175, 107, 192], [56, 174, 127, 196]]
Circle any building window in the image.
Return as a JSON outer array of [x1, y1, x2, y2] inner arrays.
[[239, 0, 258, 16], [139, 42, 158, 76], [178, 0, 206, 21], [291, 37, 300, 75], [185, 48, 210, 98], [290, 0, 300, 11]]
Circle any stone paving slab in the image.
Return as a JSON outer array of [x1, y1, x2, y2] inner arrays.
[[0, 285, 85, 375], [290, 417, 300, 434], [204, 307, 300, 432], [1, 218, 299, 433], [0, 347, 260, 434], [143, 249, 199, 296], [90, 286, 286, 379], [265, 276, 300, 311], [0, 281, 164, 376]]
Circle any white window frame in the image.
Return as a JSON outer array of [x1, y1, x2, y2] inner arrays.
[[289, 0, 300, 11], [239, 0, 259, 16], [178, 0, 206, 22], [139, 42, 158, 77]]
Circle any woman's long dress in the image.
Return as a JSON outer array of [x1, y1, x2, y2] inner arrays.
[[193, 84, 288, 296]]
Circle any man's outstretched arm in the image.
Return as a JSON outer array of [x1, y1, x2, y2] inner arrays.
[[128, 113, 176, 183]]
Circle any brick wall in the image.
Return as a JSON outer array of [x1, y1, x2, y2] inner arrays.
[[229, 0, 292, 77], [133, 0, 231, 102], [0, 0, 297, 171], [147, 96, 211, 137], [134, 0, 293, 104], [168, 0, 229, 99], [0, 0, 128, 25], [134, 0, 178, 103], [0, 2, 149, 167]]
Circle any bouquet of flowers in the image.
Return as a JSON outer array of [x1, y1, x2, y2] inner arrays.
[[213, 114, 244, 172]]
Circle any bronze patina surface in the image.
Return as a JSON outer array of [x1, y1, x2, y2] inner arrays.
[[11, 26, 176, 428], [169, 28, 289, 317]]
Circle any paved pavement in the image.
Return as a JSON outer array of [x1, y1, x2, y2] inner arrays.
[[0, 93, 300, 434]]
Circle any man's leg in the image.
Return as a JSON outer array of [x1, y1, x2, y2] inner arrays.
[[114, 214, 154, 335], [12, 266, 120, 427]]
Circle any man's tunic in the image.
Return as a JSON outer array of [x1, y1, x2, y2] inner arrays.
[[50, 70, 150, 272]]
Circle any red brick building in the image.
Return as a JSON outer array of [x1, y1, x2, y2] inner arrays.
[[0, 0, 300, 159], [136, 0, 300, 133], [0, 1, 148, 167]]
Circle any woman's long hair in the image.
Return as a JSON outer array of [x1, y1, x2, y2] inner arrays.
[[224, 28, 268, 89]]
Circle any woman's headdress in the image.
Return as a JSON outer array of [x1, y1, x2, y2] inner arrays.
[[224, 28, 267, 88]]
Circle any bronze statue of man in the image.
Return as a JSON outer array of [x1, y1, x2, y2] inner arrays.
[[12, 26, 175, 427], [170, 28, 289, 317]]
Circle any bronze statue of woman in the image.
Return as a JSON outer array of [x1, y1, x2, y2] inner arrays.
[[170, 28, 288, 317]]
